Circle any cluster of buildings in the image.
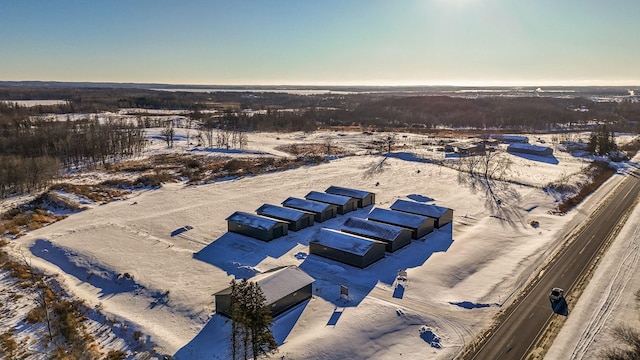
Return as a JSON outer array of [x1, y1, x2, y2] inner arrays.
[[444, 134, 554, 157], [216, 186, 454, 318]]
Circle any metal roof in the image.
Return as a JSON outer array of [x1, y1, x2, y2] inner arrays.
[[367, 208, 429, 228], [305, 191, 354, 206], [390, 199, 450, 218], [256, 204, 311, 221], [282, 197, 334, 213], [311, 228, 383, 256], [226, 211, 286, 230], [325, 186, 373, 199], [341, 217, 407, 241]]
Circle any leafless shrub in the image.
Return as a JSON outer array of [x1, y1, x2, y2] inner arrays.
[[600, 325, 640, 359]]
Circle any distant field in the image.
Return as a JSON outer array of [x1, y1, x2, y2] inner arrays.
[[1, 99, 68, 107]]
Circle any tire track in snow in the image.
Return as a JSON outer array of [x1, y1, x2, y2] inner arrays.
[[569, 225, 640, 359]]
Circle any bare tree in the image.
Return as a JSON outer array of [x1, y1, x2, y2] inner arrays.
[[160, 121, 175, 148]]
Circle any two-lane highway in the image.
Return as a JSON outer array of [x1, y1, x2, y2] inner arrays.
[[463, 169, 640, 360]]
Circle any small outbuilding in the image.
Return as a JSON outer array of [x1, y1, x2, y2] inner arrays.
[[507, 143, 554, 156], [256, 204, 315, 231], [499, 134, 530, 143], [214, 265, 314, 318], [340, 217, 412, 252], [309, 228, 386, 268], [325, 186, 376, 208], [367, 208, 435, 239], [390, 199, 453, 228], [226, 211, 289, 241], [282, 197, 338, 223], [305, 191, 358, 215]]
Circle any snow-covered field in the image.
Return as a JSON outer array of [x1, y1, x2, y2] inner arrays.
[[3, 129, 639, 359]]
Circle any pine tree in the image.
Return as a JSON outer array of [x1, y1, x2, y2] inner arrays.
[[228, 279, 277, 360]]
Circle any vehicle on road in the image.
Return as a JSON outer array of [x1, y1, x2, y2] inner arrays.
[[549, 287, 564, 303]]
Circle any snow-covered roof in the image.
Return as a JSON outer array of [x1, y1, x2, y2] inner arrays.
[[341, 217, 407, 241], [390, 199, 449, 218], [282, 197, 334, 213], [216, 266, 314, 305], [367, 208, 429, 228], [507, 143, 553, 153], [256, 203, 311, 221], [225, 211, 286, 230], [325, 186, 374, 199], [305, 191, 354, 206], [252, 266, 315, 305], [311, 228, 383, 256]]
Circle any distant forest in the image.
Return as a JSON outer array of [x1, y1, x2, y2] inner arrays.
[[1, 85, 640, 198]]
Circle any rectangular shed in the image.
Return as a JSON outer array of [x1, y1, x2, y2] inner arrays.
[[325, 186, 376, 208], [282, 197, 338, 223], [226, 211, 289, 241], [390, 199, 454, 228], [305, 191, 358, 215], [340, 217, 412, 252], [256, 204, 315, 231], [367, 208, 434, 239], [215, 265, 314, 318], [309, 228, 386, 268]]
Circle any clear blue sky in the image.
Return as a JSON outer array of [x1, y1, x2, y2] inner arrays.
[[1, 0, 638, 86]]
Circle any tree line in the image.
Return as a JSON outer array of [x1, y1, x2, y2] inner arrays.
[[0, 103, 146, 198]]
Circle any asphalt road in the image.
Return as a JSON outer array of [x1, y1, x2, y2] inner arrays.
[[463, 169, 640, 360]]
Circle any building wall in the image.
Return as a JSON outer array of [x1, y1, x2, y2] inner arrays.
[[416, 218, 435, 238], [268, 283, 313, 317], [227, 221, 271, 241], [436, 209, 454, 228], [310, 242, 369, 268], [361, 243, 386, 267], [216, 284, 313, 318]]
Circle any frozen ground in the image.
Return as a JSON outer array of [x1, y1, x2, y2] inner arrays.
[[2, 128, 639, 359]]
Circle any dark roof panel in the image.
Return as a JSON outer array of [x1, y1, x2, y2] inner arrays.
[[311, 228, 383, 256], [305, 191, 353, 206], [390, 199, 450, 218], [282, 197, 333, 213], [226, 211, 285, 230], [341, 217, 406, 241], [256, 204, 310, 221], [325, 186, 374, 199], [367, 208, 429, 228]]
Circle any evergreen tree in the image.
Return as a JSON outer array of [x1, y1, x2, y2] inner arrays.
[[228, 279, 277, 360]]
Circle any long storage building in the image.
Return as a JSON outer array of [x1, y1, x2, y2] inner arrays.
[[282, 197, 338, 223], [305, 191, 358, 215], [367, 208, 434, 239], [390, 199, 453, 228], [325, 186, 376, 208], [256, 204, 315, 231], [309, 228, 386, 268], [340, 217, 412, 252], [215, 265, 314, 318], [226, 211, 289, 241]]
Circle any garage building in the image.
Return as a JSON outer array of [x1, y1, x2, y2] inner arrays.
[[282, 197, 338, 223], [309, 228, 386, 268], [325, 186, 376, 208], [226, 211, 289, 241], [305, 191, 358, 215], [340, 217, 412, 252], [215, 265, 314, 318], [367, 208, 434, 239], [390, 199, 453, 228], [256, 204, 315, 231]]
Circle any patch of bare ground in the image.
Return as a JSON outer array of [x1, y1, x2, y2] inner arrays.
[[274, 143, 353, 156], [546, 160, 616, 215], [0, 240, 161, 359]]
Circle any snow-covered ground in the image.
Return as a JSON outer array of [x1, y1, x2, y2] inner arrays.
[[2, 128, 639, 359]]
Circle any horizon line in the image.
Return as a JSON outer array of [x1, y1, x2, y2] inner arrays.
[[1, 79, 640, 88]]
